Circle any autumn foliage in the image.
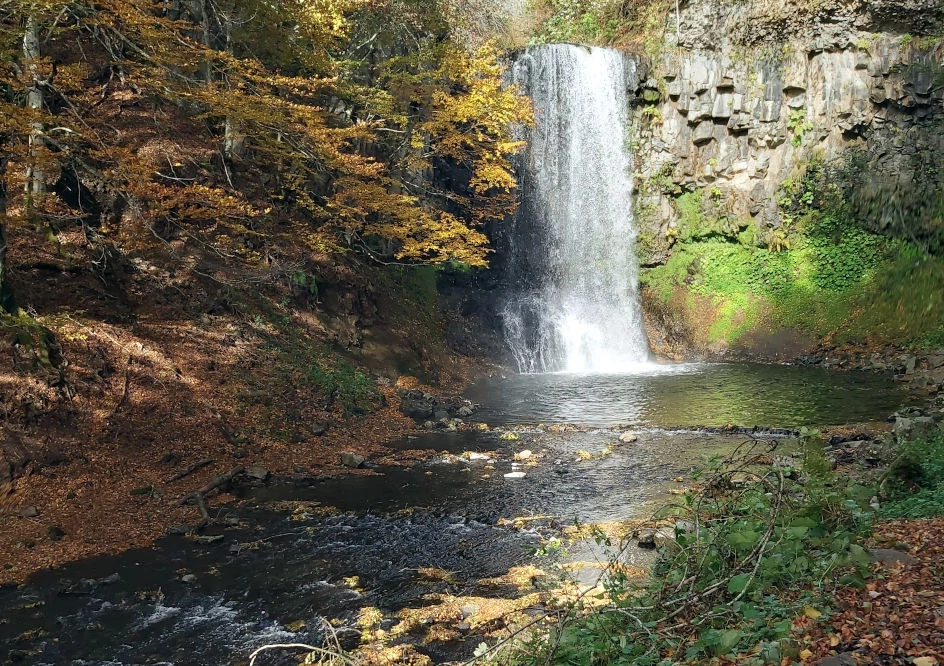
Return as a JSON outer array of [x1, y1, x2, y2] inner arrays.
[[0, 0, 532, 308]]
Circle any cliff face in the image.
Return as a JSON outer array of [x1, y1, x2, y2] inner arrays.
[[626, 0, 944, 358]]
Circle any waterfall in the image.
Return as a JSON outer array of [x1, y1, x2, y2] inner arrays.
[[502, 44, 652, 374]]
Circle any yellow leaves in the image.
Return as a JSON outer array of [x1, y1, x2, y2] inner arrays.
[[803, 605, 823, 620]]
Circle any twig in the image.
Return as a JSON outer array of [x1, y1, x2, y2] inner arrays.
[[166, 458, 214, 483], [108, 356, 134, 418]]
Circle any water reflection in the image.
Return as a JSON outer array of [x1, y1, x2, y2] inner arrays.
[[468, 363, 911, 428]]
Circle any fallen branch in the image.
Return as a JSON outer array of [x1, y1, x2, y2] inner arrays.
[[166, 458, 214, 483], [176, 466, 244, 524], [248, 642, 357, 666]]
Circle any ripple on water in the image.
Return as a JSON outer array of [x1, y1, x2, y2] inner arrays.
[[467, 363, 912, 428]]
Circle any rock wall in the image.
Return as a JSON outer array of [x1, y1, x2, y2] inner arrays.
[[628, 0, 944, 264]]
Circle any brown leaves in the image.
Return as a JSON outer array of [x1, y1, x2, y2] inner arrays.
[[805, 518, 944, 664]]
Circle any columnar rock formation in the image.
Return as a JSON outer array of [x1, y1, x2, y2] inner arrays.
[[628, 0, 944, 263]]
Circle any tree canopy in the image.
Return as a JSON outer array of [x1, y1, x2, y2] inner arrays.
[[0, 0, 532, 309]]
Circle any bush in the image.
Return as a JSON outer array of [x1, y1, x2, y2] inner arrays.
[[880, 433, 944, 520], [492, 439, 877, 665]]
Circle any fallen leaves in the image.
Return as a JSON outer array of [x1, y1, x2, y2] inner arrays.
[[804, 517, 944, 664]]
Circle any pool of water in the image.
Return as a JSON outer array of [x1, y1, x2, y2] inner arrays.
[[467, 363, 912, 428]]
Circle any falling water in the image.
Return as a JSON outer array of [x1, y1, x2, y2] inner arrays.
[[502, 44, 651, 374]]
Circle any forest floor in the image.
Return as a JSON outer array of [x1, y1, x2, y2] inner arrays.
[[0, 226, 483, 584]]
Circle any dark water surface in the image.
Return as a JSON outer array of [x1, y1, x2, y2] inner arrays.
[[0, 364, 913, 665], [468, 363, 912, 428]]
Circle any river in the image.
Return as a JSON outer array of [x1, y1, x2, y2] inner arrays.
[[0, 364, 912, 666]]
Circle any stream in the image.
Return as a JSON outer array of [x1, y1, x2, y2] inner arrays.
[[0, 364, 914, 666]]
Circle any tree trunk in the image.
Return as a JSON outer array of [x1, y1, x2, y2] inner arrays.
[[23, 14, 45, 207], [0, 155, 14, 313], [221, 10, 245, 159]]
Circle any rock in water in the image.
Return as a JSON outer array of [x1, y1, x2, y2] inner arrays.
[[618, 432, 639, 443], [340, 452, 366, 468], [503, 472, 527, 479]]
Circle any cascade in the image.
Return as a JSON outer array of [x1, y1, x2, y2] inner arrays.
[[502, 44, 652, 374]]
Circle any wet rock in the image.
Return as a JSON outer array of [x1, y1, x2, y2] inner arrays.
[[400, 394, 435, 420], [46, 525, 65, 541], [618, 432, 639, 443], [636, 529, 658, 549], [61, 578, 98, 595], [100, 573, 121, 585], [180, 574, 198, 584], [340, 452, 366, 468], [310, 421, 329, 436], [458, 405, 475, 418], [893, 416, 939, 442], [637, 528, 675, 549], [191, 534, 225, 545], [246, 466, 270, 481], [18, 506, 38, 518]]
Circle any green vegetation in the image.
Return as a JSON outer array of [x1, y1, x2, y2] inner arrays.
[[641, 161, 944, 346], [494, 438, 879, 665], [881, 433, 944, 520], [786, 109, 814, 147], [486, 431, 944, 666], [528, 0, 672, 52], [303, 353, 380, 416]]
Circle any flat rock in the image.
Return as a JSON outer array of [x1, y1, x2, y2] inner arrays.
[[191, 534, 225, 545], [18, 506, 39, 518], [618, 432, 639, 443], [869, 548, 918, 566], [503, 471, 527, 479]]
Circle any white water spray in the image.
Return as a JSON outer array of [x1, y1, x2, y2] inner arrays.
[[503, 44, 651, 373]]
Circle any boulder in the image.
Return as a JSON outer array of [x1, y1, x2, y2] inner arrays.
[[893, 416, 939, 442], [246, 466, 270, 481], [400, 397, 434, 420]]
